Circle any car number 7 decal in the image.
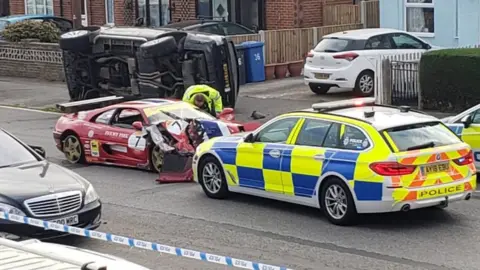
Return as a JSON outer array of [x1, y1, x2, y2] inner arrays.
[[128, 132, 146, 151]]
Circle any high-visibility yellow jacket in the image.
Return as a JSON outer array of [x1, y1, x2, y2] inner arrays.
[[182, 85, 223, 114]]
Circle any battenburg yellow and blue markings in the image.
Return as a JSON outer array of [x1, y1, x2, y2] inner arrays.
[[210, 140, 384, 201]]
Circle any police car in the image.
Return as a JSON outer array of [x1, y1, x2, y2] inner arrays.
[[441, 103, 480, 170], [192, 98, 476, 225]]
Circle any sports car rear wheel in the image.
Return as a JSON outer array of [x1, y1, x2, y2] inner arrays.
[[62, 134, 84, 164], [150, 146, 164, 173], [199, 156, 229, 199]]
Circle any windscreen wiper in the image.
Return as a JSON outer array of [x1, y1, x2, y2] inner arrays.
[[406, 141, 435, 151]]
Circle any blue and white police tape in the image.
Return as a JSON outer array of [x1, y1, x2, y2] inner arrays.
[[0, 212, 292, 270]]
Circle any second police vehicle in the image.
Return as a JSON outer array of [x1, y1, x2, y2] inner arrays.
[[192, 98, 476, 225]]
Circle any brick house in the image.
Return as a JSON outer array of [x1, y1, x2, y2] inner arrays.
[[9, 0, 354, 30]]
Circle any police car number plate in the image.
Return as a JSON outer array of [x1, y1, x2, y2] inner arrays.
[[424, 162, 449, 175]]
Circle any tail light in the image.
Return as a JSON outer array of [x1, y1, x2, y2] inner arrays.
[[306, 50, 314, 58], [369, 162, 417, 176], [333, 52, 358, 61], [453, 150, 474, 166]]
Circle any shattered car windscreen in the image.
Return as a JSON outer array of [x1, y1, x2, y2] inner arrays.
[[144, 104, 216, 124]]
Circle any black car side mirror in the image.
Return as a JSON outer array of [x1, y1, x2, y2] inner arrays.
[[29, 145, 46, 158], [244, 133, 255, 143], [461, 115, 473, 128]]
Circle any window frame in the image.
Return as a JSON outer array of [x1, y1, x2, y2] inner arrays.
[[294, 118, 332, 147], [403, 0, 434, 38], [390, 32, 426, 50], [105, 0, 115, 25], [364, 34, 394, 50], [24, 0, 53, 15]]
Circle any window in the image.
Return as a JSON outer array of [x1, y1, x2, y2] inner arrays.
[[314, 38, 353, 53], [404, 0, 434, 36], [197, 24, 224, 35], [340, 126, 370, 150], [255, 117, 299, 143], [25, 0, 53, 15], [111, 109, 143, 129], [365, 35, 393, 49], [295, 119, 331, 147], [95, 109, 115, 125], [220, 22, 254, 35], [471, 110, 480, 124], [105, 0, 115, 25], [385, 122, 461, 152], [323, 123, 341, 148], [391, 33, 424, 49]]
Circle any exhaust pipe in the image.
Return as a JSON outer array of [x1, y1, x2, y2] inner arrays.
[[465, 193, 472, 201], [401, 204, 411, 212]]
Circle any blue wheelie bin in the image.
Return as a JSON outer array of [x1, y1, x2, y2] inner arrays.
[[235, 44, 247, 85], [241, 41, 265, 83]]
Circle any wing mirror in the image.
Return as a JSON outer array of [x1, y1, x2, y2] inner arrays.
[[243, 133, 255, 143], [461, 115, 473, 128], [132, 121, 144, 130], [29, 145, 46, 158]]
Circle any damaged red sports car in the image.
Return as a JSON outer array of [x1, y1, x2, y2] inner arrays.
[[53, 97, 261, 182]]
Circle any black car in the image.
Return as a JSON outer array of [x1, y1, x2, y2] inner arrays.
[[0, 128, 102, 238], [59, 26, 240, 108], [162, 20, 256, 36]]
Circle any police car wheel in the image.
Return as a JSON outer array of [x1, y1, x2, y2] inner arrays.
[[320, 178, 358, 226], [199, 156, 229, 199]]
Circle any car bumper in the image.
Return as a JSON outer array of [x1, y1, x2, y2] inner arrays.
[[0, 200, 102, 239], [53, 131, 62, 151], [303, 65, 357, 89], [355, 178, 476, 214], [192, 154, 200, 183]]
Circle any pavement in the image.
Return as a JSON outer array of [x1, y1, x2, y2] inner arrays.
[[0, 76, 477, 270]]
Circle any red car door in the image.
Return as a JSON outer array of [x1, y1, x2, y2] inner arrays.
[[95, 108, 149, 169]]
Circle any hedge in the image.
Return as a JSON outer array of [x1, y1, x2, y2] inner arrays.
[[2, 20, 60, 43], [419, 48, 480, 112]]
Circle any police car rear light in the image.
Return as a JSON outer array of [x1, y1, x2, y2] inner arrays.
[[453, 150, 473, 166], [312, 97, 376, 111], [369, 162, 416, 176]]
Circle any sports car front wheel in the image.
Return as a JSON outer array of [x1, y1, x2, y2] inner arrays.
[[199, 156, 229, 199], [150, 146, 164, 173], [62, 134, 85, 164]]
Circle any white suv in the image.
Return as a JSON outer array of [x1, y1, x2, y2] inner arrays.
[[303, 28, 434, 97]]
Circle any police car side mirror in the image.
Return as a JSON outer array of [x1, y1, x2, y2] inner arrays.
[[461, 115, 472, 128], [244, 133, 254, 143]]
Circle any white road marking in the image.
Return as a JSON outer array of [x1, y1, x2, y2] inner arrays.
[[0, 105, 62, 115]]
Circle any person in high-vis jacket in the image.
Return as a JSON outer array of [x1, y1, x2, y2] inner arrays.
[[182, 85, 223, 117]]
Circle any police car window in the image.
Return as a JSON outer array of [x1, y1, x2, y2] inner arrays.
[[322, 123, 341, 148], [385, 122, 461, 152], [295, 119, 331, 147], [95, 109, 116, 125], [471, 111, 480, 124], [340, 126, 370, 150], [256, 117, 299, 143]]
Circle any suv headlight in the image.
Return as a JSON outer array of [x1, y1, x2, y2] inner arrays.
[[84, 185, 99, 205], [0, 203, 26, 216]]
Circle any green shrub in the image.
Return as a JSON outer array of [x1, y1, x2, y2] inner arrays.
[[419, 48, 480, 112], [2, 20, 60, 43]]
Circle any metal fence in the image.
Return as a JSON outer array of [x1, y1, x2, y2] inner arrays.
[[391, 60, 420, 106]]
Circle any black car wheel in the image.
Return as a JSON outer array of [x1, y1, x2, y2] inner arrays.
[[320, 177, 358, 226], [198, 156, 229, 199]]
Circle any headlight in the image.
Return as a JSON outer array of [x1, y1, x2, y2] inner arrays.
[[84, 185, 99, 205], [0, 203, 26, 216]]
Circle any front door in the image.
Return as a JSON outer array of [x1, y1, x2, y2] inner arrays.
[[236, 117, 300, 193], [81, 0, 88, 26]]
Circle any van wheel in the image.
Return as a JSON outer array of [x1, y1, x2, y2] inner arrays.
[[309, 84, 330, 95], [59, 27, 99, 53], [353, 70, 374, 97], [320, 177, 358, 226], [198, 156, 229, 199]]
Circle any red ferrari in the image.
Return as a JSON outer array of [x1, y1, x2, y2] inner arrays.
[[53, 97, 261, 173]]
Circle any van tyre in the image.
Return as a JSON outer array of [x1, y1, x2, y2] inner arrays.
[[140, 36, 178, 58], [198, 156, 229, 199], [354, 70, 374, 97], [320, 177, 358, 226], [309, 84, 330, 95], [59, 27, 99, 53]]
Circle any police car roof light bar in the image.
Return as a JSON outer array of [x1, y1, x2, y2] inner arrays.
[[56, 95, 125, 114], [311, 97, 376, 112]]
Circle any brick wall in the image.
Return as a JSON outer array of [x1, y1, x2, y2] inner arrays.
[[171, 0, 196, 22], [0, 42, 64, 81]]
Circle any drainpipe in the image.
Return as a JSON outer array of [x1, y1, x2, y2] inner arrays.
[[60, 0, 64, 16]]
